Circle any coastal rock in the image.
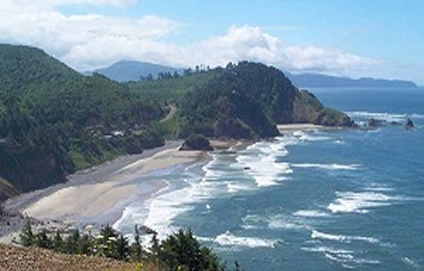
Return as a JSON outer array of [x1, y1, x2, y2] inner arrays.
[[140, 225, 157, 235], [368, 118, 384, 128], [390, 121, 403, 126], [179, 134, 214, 151], [405, 118, 415, 129], [215, 118, 254, 139]]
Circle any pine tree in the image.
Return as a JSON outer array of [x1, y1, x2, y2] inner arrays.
[[53, 231, 64, 252], [150, 233, 161, 258], [116, 234, 129, 260], [20, 218, 33, 247], [35, 229, 52, 249], [65, 229, 80, 254], [131, 225, 143, 261], [78, 234, 92, 255]]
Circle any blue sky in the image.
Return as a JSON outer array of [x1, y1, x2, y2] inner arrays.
[[1, 0, 423, 83]]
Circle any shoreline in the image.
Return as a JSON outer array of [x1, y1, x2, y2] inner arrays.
[[1, 127, 331, 244], [4, 140, 183, 213], [1, 139, 238, 243]]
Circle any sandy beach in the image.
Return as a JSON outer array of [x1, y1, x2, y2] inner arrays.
[[3, 141, 210, 228]]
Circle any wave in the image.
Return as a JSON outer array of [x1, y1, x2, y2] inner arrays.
[[311, 230, 379, 244], [213, 231, 281, 248], [236, 131, 337, 187], [327, 191, 411, 214], [227, 182, 252, 194], [143, 183, 195, 239], [241, 213, 309, 231], [301, 246, 353, 254], [303, 245, 381, 266], [345, 111, 407, 122], [292, 131, 332, 142], [410, 113, 424, 119], [323, 253, 380, 265], [364, 184, 394, 192], [293, 210, 331, 218], [236, 138, 293, 187], [346, 111, 424, 123], [402, 257, 421, 269], [292, 163, 360, 171], [333, 139, 345, 145]]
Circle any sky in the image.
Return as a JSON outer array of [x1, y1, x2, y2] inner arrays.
[[0, 0, 423, 84]]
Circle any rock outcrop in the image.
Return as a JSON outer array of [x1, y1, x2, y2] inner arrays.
[[179, 134, 214, 151], [405, 118, 415, 129], [368, 118, 384, 128]]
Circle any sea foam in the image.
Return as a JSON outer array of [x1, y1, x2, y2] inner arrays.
[[213, 231, 281, 248], [311, 230, 379, 244], [291, 163, 360, 171], [293, 210, 331, 218], [327, 191, 404, 214]]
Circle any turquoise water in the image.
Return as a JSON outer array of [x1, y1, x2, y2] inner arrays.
[[115, 88, 424, 270]]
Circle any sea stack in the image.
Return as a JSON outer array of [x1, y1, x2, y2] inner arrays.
[[179, 134, 214, 151], [368, 118, 383, 128], [405, 118, 415, 129]]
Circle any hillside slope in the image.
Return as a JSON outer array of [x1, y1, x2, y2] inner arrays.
[[0, 44, 165, 197], [130, 62, 353, 139]]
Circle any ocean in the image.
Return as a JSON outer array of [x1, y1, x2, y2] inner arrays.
[[114, 87, 424, 270]]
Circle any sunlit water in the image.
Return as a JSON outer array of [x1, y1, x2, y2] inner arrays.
[[115, 88, 424, 270]]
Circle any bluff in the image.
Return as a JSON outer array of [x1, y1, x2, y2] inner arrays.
[[174, 62, 353, 138]]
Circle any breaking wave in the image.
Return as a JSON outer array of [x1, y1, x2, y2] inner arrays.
[[311, 230, 379, 244], [292, 163, 360, 171]]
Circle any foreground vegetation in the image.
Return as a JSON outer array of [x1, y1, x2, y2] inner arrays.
[[19, 220, 241, 271], [0, 243, 153, 271]]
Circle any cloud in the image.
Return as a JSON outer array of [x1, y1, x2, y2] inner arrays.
[[0, 0, 376, 74], [40, 0, 136, 7], [180, 25, 376, 73]]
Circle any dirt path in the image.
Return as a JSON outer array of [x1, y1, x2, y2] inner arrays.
[[160, 104, 177, 123]]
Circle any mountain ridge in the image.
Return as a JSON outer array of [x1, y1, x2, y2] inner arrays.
[[89, 59, 417, 88], [285, 72, 417, 88], [87, 60, 183, 82]]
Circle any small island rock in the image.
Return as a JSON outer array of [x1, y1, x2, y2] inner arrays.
[[368, 118, 383, 128], [179, 134, 214, 151], [405, 118, 415, 129]]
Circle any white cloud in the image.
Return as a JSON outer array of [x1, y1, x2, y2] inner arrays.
[[178, 25, 376, 74], [0, 0, 376, 74], [40, 0, 135, 7]]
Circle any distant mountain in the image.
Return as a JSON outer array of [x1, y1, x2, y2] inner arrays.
[[88, 60, 184, 82], [285, 72, 417, 88]]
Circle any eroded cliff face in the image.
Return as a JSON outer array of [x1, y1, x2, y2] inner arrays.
[[292, 90, 354, 126], [0, 177, 19, 202], [0, 146, 67, 195]]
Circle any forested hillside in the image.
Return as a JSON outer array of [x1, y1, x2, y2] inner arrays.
[[130, 62, 353, 139], [0, 45, 165, 198]]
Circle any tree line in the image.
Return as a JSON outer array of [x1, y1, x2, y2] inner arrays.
[[19, 219, 243, 271]]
